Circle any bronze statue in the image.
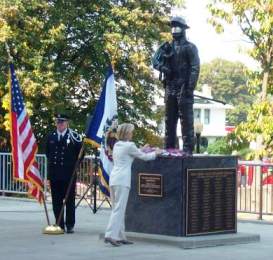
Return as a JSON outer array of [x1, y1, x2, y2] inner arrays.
[[153, 16, 200, 155]]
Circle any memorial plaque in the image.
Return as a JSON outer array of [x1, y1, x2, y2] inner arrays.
[[138, 173, 163, 197], [186, 168, 236, 236]]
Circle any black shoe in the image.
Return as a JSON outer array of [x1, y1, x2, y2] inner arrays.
[[182, 150, 192, 157], [118, 240, 134, 245], [66, 227, 74, 234], [104, 237, 121, 247]]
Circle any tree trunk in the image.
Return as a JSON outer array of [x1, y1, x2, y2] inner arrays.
[[261, 70, 269, 101], [261, 45, 273, 100]]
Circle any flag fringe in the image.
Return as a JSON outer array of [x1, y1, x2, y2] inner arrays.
[[84, 138, 100, 148]]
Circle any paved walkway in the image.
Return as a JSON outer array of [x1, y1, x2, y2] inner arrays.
[[0, 197, 272, 260]]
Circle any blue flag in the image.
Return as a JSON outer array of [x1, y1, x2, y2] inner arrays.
[[85, 66, 118, 196]]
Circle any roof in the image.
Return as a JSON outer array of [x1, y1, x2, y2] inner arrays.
[[193, 90, 234, 109]]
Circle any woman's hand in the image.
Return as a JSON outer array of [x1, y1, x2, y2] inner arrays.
[[142, 143, 150, 148], [140, 144, 151, 152], [155, 148, 163, 156]]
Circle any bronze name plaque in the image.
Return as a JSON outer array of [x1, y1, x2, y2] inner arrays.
[[186, 168, 236, 236], [138, 173, 163, 197]]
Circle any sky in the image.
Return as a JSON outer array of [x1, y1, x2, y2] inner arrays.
[[172, 0, 259, 69]]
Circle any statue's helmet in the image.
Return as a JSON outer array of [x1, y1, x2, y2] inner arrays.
[[170, 16, 190, 29]]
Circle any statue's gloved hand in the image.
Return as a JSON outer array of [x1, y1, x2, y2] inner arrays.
[[185, 89, 193, 98], [160, 65, 171, 76]]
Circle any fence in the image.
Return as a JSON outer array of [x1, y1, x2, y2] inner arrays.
[[75, 155, 110, 209], [0, 152, 48, 196], [237, 160, 273, 219], [0, 153, 108, 209], [2, 153, 273, 218]]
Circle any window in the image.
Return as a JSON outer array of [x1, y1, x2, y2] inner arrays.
[[194, 109, 201, 121], [204, 109, 210, 124]]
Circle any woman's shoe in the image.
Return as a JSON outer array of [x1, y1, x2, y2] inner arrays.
[[118, 240, 134, 245], [104, 237, 121, 247]]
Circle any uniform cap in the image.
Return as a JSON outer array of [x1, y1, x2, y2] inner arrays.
[[170, 16, 190, 29], [55, 113, 69, 122]]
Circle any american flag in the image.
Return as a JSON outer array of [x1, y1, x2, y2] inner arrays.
[[9, 63, 44, 202]]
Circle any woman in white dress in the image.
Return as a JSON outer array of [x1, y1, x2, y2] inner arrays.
[[104, 123, 161, 246]]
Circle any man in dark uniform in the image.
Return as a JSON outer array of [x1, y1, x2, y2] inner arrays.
[[46, 114, 82, 233], [153, 16, 200, 154]]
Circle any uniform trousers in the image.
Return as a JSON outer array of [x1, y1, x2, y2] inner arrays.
[[50, 179, 76, 230], [105, 185, 130, 240], [165, 94, 194, 152]]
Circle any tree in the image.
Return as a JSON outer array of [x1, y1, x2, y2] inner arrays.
[[235, 100, 273, 159], [207, 0, 273, 158], [0, 0, 183, 151], [198, 58, 253, 125], [207, 0, 273, 99]]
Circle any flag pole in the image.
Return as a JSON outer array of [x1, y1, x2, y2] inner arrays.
[[41, 193, 50, 226], [93, 147, 99, 214], [55, 145, 84, 231], [5, 42, 13, 62], [83, 65, 117, 214], [43, 145, 84, 235], [4, 44, 56, 234]]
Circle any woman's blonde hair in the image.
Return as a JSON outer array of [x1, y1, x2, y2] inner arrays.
[[117, 123, 134, 141]]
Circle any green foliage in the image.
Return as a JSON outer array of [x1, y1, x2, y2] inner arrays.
[[237, 147, 252, 160], [207, 0, 273, 97], [0, 0, 183, 151], [226, 104, 249, 125], [198, 59, 251, 105], [207, 0, 273, 158], [235, 100, 273, 158], [133, 127, 164, 148], [198, 58, 253, 125], [207, 137, 232, 155]]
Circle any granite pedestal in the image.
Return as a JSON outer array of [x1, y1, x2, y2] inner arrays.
[[125, 155, 237, 237]]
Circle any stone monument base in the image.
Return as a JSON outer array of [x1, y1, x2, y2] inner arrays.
[[124, 232, 260, 249], [126, 155, 238, 236]]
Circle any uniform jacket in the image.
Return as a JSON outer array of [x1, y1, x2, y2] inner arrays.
[[46, 129, 82, 181], [153, 38, 200, 102], [109, 141, 156, 188]]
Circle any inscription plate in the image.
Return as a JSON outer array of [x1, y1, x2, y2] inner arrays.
[[186, 168, 236, 236], [138, 173, 163, 197]]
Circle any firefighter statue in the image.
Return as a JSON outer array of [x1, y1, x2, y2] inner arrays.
[[152, 16, 200, 155]]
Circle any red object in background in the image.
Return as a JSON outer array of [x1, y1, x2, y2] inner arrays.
[[247, 166, 254, 186], [262, 175, 273, 185], [238, 165, 254, 186], [261, 166, 268, 173], [239, 165, 246, 175], [261, 158, 271, 174], [225, 126, 235, 133], [261, 158, 273, 185]]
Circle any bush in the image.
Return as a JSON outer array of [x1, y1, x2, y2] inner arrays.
[[207, 137, 232, 155]]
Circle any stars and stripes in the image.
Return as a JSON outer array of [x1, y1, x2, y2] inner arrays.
[[9, 63, 44, 202]]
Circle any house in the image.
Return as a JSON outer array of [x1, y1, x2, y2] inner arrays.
[[190, 84, 234, 145], [157, 84, 234, 148]]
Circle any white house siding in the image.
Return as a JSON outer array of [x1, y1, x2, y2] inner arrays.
[[158, 86, 234, 147], [200, 107, 227, 137], [177, 104, 232, 137]]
